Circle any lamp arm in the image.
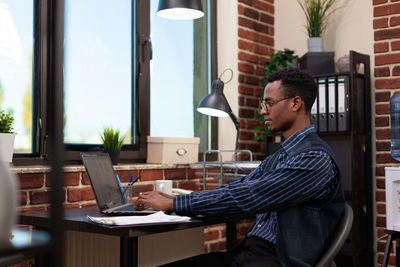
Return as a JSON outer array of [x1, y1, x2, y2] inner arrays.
[[229, 111, 240, 154]]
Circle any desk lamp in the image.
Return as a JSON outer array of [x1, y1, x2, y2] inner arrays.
[[197, 69, 240, 152], [157, 0, 204, 20]]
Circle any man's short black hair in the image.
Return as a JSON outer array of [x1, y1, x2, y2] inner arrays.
[[266, 68, 317, 112]]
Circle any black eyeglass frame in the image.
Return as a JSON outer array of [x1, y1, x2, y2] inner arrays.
[[260, 96, 293, 110]]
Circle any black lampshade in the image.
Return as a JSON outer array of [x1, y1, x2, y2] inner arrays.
[[197, 79, 232, 117], [157, 0, 204, 20]]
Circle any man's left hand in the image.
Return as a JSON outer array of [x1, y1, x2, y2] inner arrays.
[[135, 191, 174, 211]]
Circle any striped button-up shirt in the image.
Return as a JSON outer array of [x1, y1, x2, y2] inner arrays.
[[174, 126, 337, 244]]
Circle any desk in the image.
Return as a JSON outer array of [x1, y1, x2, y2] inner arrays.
[[19, 207, 241, 267], [382, 229, 400, 267]]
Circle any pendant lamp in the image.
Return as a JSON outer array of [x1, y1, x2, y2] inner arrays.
[[157, 0, 204, 20]]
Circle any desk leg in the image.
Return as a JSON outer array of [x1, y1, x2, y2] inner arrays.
[[120, 236, 138, 267], [226, 222, 237, 252], [396, 238, 400, 267], [383, 233, 394, 267]]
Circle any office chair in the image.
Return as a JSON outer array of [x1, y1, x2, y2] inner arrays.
[[315, 203, 353, 267]]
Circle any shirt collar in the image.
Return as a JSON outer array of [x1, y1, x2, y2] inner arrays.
[[280, 126, 315, 155]]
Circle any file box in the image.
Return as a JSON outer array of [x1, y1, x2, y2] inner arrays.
[[147, 137, 200, 164]]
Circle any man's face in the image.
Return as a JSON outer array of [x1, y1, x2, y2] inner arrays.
[[260, 80, 294, 133]]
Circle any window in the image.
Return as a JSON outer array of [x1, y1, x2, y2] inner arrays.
[[8, 0, 215, 165], [0, 1, 34, 154]]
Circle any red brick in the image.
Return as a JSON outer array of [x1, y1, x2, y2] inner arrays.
[[239, 96, 246, 106], [204, 229, 220, 241], [187, 168, 203, 179], [82, 172, 90, 185], [260, 13, 274, 24], [376, 152, 399, 163], [377, 141, 391, 151], [376, 215, 386, 227], [238, 39, 255, 52], [254, 0, 274, 14], [376, 190, 386, 202], [115, 170, 140, 183], [243, 7, 259, 20], [374, 67, 390, 77], [375, 53, 400, 65], [64, 172, 80, 186], [238, 0, 253, 5], [391, 16, 400, 26], [377, 127, 391, 138], [376, 166, 386, 177], [374, 42, 389, 53], [19, 191, 27, 206], [238, 74, 261, 86], [19, 173, 44, 189], [239, 108, 256, 119], [140, 169, 164, 181], [376, 116, 390, 127], [376, 91, 391, 102], [209, 241, 226, 252], [67, 187, 94, 202], [131, 184, 154, 197], [375, 78, 400, 89], [376, 103, 390, 114], [238, 51, 259, 63], [238, 17, 255, 30], [255, 66, 264, 76], [239, 85, 256, 96], [254, 44, 269, 55], [30, 190, 50, 205], [376, 177, 385, 188], [377, 203, 386, 214], [238, 4, 245, 15], [375, 28, 400, 41], [254, 23, 270, 35], [81, 202, 97, 208], [393, 65, 400, 76], [18, 206, 46, 213], [374, 3, 400, 17], [165, 169, 186, 180], [373, 0, 388, 4], [374, 18, 388, 29], [176, 181, 202, 191], [238, 62, 255, 74], [392, 40, 400, 51], [239, 130, 255, 141], [246, 97, 260, 108]]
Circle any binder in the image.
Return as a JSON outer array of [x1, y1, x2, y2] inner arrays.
[[311, 79, 318, 131], [338, 76, 350, 131], [328, 78, 337, 132], [318, 78, 327, 132]]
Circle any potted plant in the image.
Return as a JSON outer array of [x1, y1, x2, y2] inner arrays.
[[100, 126, 126, 165], [298, 0, 337, 52], [255, 49, 298, 141], [0, 109, 16, 163]]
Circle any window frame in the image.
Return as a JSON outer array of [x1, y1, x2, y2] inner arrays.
[[12, 0, 217, 166]]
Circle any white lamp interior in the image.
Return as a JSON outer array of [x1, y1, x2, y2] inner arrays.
[[157, 8, 204, 20], [197, 107, 229, 117]]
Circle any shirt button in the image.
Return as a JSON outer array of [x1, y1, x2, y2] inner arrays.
[[257, 224, 262, 228]]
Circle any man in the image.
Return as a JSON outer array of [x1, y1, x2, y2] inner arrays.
[[136, 68, 345, 267]]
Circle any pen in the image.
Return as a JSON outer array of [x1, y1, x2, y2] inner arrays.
[[116, 174, 127, 200]]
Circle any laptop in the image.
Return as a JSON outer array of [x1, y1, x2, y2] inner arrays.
[[81, 152, 156, 215]]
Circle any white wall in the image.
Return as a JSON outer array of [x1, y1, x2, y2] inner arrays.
[[217, 1, 239, 152]]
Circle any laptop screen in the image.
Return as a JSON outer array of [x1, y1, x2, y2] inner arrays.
[[81, 153, 125, 210]]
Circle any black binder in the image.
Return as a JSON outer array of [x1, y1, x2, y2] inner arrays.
[[318, 78, 327, 132], [338, 76, 350, 131], [328, 77, 337, 132], [311, 79, 318, 131]]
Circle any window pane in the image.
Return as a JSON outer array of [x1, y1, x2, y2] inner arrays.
[[0, 1, 34, 153], [150, 0, 210, 152], [64, 0, 133, 145]]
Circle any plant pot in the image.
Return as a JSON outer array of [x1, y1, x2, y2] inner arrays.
[[105, 150, 120, 165], [0, 158, 18, 247], [0, 133, 16, 163], [307, 37, 323, 52]]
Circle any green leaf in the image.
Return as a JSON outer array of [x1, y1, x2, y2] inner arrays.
[[100, 126, 126, 151], [0, 109, 14, 133]]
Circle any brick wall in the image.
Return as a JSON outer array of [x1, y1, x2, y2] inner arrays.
[[373, 0, 400, 265], [237, 0, 274, 161], [14, 165, 253, 266]]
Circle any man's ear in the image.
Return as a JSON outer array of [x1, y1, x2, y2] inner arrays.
[[291, 96, 303, 112]]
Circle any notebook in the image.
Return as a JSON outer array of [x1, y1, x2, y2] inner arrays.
[[81, 152, 156, 215]]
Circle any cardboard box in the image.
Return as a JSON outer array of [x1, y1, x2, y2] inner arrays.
[[147, 137, 200, 164]]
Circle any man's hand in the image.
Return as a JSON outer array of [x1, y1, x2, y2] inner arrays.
[[135, 191, 174, 211]]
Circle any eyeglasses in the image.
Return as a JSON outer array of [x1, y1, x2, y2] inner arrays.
[[260, 96, 293, 111]]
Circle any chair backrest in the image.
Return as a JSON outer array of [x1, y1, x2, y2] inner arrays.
[[315, 203, 353, 267]]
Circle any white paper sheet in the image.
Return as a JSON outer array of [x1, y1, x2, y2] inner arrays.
[[86, 211, 191, 226]]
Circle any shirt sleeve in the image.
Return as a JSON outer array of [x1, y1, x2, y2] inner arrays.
[[173, 150, 336, 216]]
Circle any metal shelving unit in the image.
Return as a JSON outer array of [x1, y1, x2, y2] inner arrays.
[[190, 150, 261, 189]]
